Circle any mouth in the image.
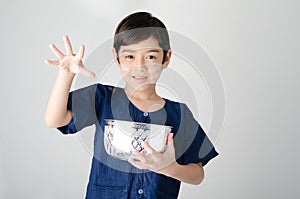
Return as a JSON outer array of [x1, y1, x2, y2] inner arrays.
[[132, 76, 148, 81]]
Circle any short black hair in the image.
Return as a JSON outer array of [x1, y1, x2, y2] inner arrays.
[[113, 12, 171, 63]]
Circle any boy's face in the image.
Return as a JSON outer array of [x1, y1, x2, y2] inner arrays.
[[113, 37, 171, 91]]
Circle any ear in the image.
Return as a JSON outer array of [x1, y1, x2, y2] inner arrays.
[[112, 48, 120, 68], [162, 50, 172, 69]]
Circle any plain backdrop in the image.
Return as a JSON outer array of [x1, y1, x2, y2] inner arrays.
[[1, 0, 299, 198]]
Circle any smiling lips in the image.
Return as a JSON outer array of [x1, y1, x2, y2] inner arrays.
[[132, 76, 148, 82]]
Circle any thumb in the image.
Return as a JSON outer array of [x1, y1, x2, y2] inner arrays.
[[166, 133, 174, 145], [79, 67, 96, 78]]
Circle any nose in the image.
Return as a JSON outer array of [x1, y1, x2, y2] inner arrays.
[[134, 57, 147, 71]]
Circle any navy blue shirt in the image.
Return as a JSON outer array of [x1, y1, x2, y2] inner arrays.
[[58, 83, 218, 199]]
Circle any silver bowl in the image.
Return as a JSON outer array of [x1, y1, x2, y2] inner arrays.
[[104, 119, 172, 160]]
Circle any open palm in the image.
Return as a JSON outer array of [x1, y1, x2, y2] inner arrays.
[[45, 35, 95, 78]]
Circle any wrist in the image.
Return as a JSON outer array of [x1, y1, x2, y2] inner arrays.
[[157, 161, 181, 178], [58, 69, 76, 79]]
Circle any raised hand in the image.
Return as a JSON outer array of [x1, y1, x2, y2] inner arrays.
[[45, 35, 95, 78], [128, 133, 176, 173]]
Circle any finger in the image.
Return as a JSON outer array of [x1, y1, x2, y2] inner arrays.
[[79, 67, 96, 78], [132, 149, 140, 155], [63, 35, 73, 55], [128, 155, 145, 164], [142, 141, 155, 154], [128, 158, 140, 168], [75, 44, 85, 60], [49, 43, 64, 59], [128, 158, 139, 167], [132, 150, 148, 162], [128, 158, 148, 170], [45, 59, 59, 66]]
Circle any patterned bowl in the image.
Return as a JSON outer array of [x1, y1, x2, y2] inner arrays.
[[104, 119, 172, 160]]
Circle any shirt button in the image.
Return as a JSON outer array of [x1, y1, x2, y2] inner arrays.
[[143, 112, 148, 117], [138, 189, 144, 194]]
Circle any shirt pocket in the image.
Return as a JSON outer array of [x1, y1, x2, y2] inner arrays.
[[91, 185, 128, 199]]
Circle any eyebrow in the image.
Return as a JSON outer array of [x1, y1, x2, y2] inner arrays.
[[120, 48, 161, 54]]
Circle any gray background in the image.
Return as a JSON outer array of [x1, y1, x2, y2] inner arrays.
[[1, 0, 299, 198]]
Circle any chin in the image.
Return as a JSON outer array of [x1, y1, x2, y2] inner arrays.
[[129, 83, 156, 91]]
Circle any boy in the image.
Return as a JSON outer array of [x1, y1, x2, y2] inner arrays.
[[44, 12, 218, 199]]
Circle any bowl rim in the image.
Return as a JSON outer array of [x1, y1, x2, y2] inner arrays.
[[104, 119, 173, 128]]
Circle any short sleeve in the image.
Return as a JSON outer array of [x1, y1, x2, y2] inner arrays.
[[57, 84, 99, 134], [181, 104, 219, 167]]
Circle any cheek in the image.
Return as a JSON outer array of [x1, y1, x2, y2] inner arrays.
[[149, 64, 163, 75], [120, 65, 129, 74]]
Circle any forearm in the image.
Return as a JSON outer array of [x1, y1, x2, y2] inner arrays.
[[158, 162, 204, 185], [44, 70, 75, 127]]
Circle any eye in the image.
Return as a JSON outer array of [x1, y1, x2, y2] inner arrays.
[[146, 55, 156, 60], [125, 55, 134, 59]]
